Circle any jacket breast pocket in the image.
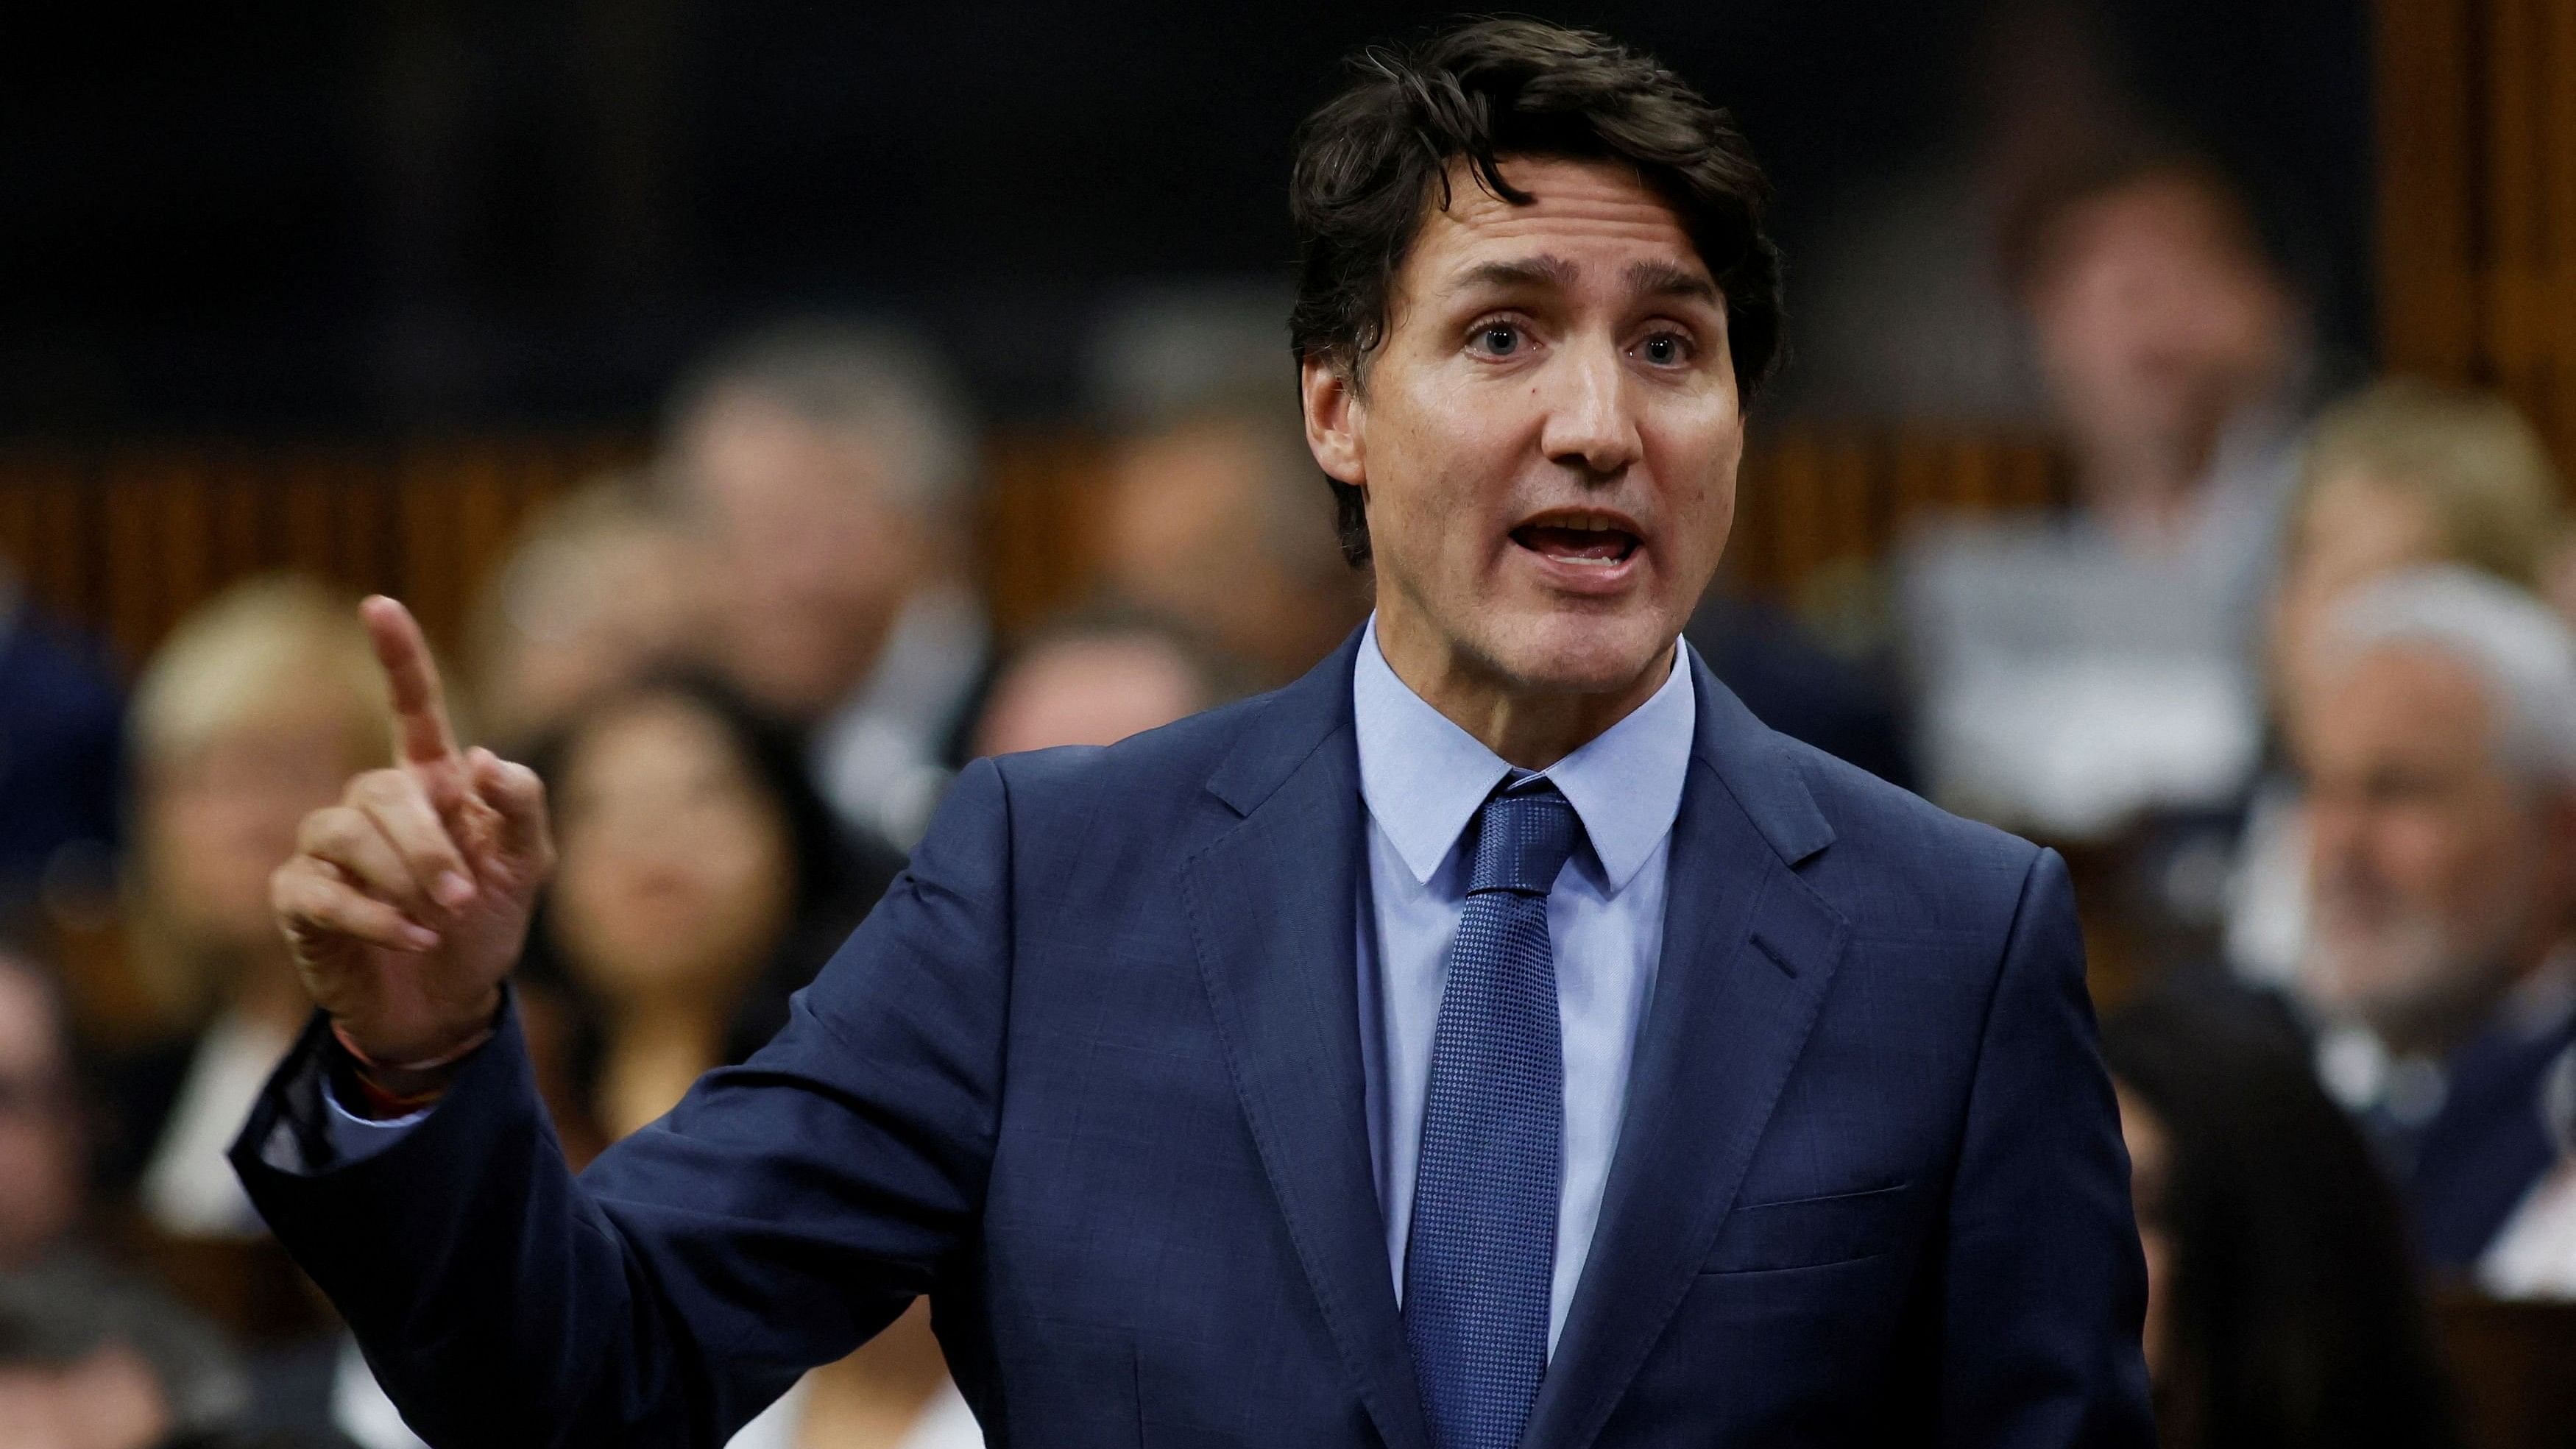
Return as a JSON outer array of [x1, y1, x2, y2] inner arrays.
[[1700, 1182, 1914, 1275]]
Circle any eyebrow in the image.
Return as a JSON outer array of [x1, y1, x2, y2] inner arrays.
[[1625, 259, 1722, 305], [1448, 255, 1581, 294], [1443, 254, 1722, 305]]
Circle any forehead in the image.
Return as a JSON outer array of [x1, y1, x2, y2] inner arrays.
[[2044, 177, 2259, 286], [1404, 155, 1708, 290], [572, 695, 741, 781], [2304, 645, 2497, 765]]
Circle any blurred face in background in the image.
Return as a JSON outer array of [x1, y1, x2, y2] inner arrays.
[[676, 391, 933, 723], [2268, 470, 2443, 731], [145, 709, 367, 960], [975, 633, 1214, 757], [480, 509, 710, 746], [2296, 644, 2576, 1050], [2025, 173, 2293, 479], [1101, 418, 1365, 685], [547, 693, 795, 1013], [0, 964, 81, 1271], [1306, 155, 1743, 704], [0, 1344, 169, 1449]]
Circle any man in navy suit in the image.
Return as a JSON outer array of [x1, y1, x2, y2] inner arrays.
[[236, 20, 2151, 1447]]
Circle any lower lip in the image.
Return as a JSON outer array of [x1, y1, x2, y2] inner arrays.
[[1510, 537, 1646, 595]]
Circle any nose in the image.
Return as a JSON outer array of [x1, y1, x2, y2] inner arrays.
[[1538, 336, 1642, 481]]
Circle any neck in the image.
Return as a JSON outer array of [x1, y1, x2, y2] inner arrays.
[[2078, 434, 2212, 553], [1376, 615, 1673, 770]]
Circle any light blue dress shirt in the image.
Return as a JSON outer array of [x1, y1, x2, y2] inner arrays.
[[1352, 619, 1694, 1353]]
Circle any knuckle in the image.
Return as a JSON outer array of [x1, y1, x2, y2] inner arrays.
[[299, 807, 358, 854], [350, 769, 408, 808]]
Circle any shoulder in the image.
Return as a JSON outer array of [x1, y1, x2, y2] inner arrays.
[[1760, 731, 2046, 940]]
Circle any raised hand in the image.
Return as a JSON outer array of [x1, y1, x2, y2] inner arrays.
[[270, 597, 556, 1070]]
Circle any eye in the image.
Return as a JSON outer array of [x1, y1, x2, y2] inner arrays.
[[1635, 329, 1694, 366], [1469, 320, 1527, 358]]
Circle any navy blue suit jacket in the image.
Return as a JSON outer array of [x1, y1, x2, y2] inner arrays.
[[233, 634, 2151, 1448]]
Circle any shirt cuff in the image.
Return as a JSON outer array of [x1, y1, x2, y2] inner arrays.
[[324, 1080, 434, 1163]]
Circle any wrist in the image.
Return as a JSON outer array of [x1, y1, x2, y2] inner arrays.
[[330, 991, 503, 1113]]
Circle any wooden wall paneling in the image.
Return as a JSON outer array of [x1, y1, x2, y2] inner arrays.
[[2376, 0, 2480, 381], [1724, 435, 1783, 596], [0, 451, 95, 629], [1752, 431, 1828, 598], [208, 450, 268, 589], [2485, 0, 2541, 400], [1821, 433, 1878, 578], [99, 452, 188, 668], [2547, 0, 2576, 467], [393, 443, 467, 659], [977, 431, 1107, 642]]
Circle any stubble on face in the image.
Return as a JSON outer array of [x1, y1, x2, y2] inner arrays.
[[1309, 156, 1743, 763]]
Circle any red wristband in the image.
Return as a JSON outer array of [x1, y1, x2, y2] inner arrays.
[[330, 1017, 497, 1117]]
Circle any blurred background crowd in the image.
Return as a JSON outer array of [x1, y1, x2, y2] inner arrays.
[[2, 1, 2574, 1446]]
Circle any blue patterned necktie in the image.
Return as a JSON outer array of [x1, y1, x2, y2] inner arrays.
[[1404, 778, 1582, 1449]]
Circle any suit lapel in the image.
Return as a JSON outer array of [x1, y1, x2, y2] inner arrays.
[[1181, 633, 1432, 1449], [1521, 653, 1851, 1449]]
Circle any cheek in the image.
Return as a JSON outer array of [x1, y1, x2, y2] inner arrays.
[[1648, 410, 1740, 553], [2384, 808, 2501, 913], [698, 816, 788, 915]]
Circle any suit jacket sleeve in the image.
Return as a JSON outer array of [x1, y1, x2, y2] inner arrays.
[[230, 756, 1018, 1449], [1938, 846, 2155, 1448]]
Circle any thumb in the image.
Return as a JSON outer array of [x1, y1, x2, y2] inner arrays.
[[467, 747, 553, 871]]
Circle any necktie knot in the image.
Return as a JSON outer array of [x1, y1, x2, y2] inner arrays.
[[1468, 781, 1580, 897]]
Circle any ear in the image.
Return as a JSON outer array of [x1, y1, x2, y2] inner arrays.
[[1301, 356, 1367, 489]]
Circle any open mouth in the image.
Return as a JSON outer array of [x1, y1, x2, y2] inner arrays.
[[1510, 514, 1641, 567]]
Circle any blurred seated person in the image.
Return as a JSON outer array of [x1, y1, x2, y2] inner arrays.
[[0, 1267, 273, 1449], [520, 673, 902, 1139], [2103, 988, 2457, 1449], [0, 560, 124, 915], [1903, 148, 2309, 837], [2228, 381, 2566, 988], [1095, 385, 1370, 689], [0, 943, 88, 1272], [113, 578, 390, 1239], [466, 476, 710, 751], [520, 673, 945, 1448], [0, 939, 256, 1445], [2291, 567, 2576, 1278], [662, 322, 988, 850], [973, 611, 1241, 758]]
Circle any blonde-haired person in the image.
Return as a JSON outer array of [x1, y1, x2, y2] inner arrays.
[[2229, 380, 2566, 993], [467, 475, 712, 751], [123, 574, 397, 1239]]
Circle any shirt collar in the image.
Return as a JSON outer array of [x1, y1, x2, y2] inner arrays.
[[1352, 615, 1694, 893]]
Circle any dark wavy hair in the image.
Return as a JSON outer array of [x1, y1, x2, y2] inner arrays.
[[1287, 17, 1783, 565]]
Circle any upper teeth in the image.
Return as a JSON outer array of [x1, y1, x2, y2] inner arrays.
[[1565, 516, 1616, 531]]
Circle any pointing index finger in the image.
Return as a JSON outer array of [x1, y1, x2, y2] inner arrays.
[[361, 596, 459, 770]]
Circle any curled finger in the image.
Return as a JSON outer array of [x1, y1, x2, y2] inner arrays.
[[274, 857, 442, 954]]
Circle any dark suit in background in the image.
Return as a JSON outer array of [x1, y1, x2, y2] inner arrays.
[[0, 595, 124, 908]]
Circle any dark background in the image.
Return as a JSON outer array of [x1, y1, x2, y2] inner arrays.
[[0, 1, 2369, 436]]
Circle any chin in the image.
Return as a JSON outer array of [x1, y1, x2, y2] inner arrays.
[[1479, 606, 1677, 696]]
